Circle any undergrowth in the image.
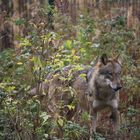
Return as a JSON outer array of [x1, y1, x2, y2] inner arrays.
[[0, 4, 140, 140]]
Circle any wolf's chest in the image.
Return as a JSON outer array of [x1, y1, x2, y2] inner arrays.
[[96, 87, 115, 100]]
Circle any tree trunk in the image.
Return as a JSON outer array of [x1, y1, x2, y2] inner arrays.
[[48, 0, 55, 29], [0, 0, 14, 51], [70, 0, 77, 25]]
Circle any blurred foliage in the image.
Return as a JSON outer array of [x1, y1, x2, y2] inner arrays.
[[0, 3, 140, 140], [63, 121, 88, 140]]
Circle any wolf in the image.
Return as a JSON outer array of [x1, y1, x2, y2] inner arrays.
[[29, 54, 122, 139], [87, 54, 122, 138]]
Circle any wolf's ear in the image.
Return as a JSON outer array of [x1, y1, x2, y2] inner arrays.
[[115, 54, 122, 65], [100, 54, 108, 65]]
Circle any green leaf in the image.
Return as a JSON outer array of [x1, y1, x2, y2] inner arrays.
[[40, 112, 50, 123], [57, 118, 64, 127], [32, 56, 43, 70], [67, 104, 75, 110], [80, 74, 87, 80], [65, 40, 72, 50], [19, 38, 32, 47], [81, 112, 90, 121], [15, 18, 26, 25]]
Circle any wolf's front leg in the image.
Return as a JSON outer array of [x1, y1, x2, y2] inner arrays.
[[111, 108, 120, 134]]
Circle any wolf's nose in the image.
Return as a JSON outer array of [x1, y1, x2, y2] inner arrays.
[[113, 86, 122, 92]]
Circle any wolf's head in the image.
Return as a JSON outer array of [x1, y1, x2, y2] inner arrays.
[[95, 54, 122, 92]]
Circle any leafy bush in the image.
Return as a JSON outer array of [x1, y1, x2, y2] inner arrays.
[[0, 3, 140, 140], [63, 121, 88, 140]]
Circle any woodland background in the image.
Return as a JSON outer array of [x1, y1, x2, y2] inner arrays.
[[0, 0, 140, 140]]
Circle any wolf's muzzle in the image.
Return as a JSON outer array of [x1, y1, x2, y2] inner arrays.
[[113, 86, 122, 92]]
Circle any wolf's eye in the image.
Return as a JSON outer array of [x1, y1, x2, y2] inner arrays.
[[118, 72, 121, 75], [108, 72, 113, 75], [106, 71, 113, 79]]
